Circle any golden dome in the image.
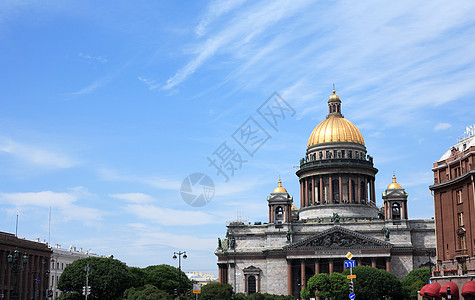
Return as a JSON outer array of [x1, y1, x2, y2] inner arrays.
[[291, 204, 298, 210], [329, 90, 340, 101], [308, 116, 365, 147], [273, 179, 287, 193], [387, 174, 403, 189]]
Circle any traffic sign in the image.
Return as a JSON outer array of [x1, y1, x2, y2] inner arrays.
[[346, 252, 353, 260], [349, 292, 356, 299], [193, 283, 201, 294], [344, 260, 356, 268], [347, 275, 356, 279]]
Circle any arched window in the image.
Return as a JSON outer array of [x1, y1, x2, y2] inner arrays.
[[391, 203, 401, 220], [248, 275, 256, 294], [275, 206, 284, 223]]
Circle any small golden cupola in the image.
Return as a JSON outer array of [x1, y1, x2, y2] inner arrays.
[[387, 174, 403, 189], [273, 178, 287, 193]]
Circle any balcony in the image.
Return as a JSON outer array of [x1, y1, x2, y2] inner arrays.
[[299, 157, 374, 171]]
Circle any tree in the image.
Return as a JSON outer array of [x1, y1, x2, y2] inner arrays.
[[123, 284, 172, 300], [128, 266, 146, 288], [342, 266, 403, 300], [401, 267, 430, 300], [302, 272, 348, 300], [142, 264, 192, 296], [57, 257, 132, 300], [200, 282, 233, 300]]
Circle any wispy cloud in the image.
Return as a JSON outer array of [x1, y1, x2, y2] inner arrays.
[[138, 76, 160, 90], [0, 187, 103, 225], [110, 193, 155, 204], [0, 137, 78, 168], [98, 168, 181, 191], [434, 122, 452, 131], [163, 0, 314, 90], [195, 0, 247, 37], [79, 52, 107, 64], [125, 204, 216, 226]]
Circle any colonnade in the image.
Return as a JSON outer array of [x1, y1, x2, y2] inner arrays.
[[299, 174, 376, 208], [286, 257, 391, 295]]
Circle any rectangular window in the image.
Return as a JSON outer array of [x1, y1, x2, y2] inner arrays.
[[458, 212, 464, 227], [457, 190, 463, 204], [341, 150, 345, 158], [460, 235, 466, 249], [348, 150, 353, 158]]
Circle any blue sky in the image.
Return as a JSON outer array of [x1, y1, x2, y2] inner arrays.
[[1, 0, 474, 274]]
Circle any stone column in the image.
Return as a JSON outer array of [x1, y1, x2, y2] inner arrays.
[[304, 178, 308, 207], [371, 258, 376, 268], [269, 205, 272, 223], [315, 259, 320, 275], [385, 259, 391, 272], [319, 176, 323, 203], [329, 259, 334, 275], [402, 202, 407, 219], [357, 176, 361, 203], [311, 176, 315, 205], [371, 179, 376, 203], [300, 180, 303, 208], [329, 175, 333, 203], [339, 174, 342, 203], [364, 177, 369, 201], [301, 260, 306, 289], [287, 260, 292, 295], [348, 177, 353, 203]]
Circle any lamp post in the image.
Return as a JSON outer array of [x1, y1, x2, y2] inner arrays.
[[7, 248, 28, 300], [173, 251, 187, 300]]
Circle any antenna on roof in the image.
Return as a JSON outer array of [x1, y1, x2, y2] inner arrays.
[[15, 214, 18, 237], [333, 83, 335, 91]]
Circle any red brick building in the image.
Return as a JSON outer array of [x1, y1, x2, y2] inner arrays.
[[0, 231, 52, 299], [429, 124, 475, 298]]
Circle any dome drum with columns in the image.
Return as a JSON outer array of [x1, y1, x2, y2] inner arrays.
[[296, 90, 379, 220]]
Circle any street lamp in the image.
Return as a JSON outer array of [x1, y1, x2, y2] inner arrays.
[[173, 251, 187, 300], [7, 248, 28, 299]]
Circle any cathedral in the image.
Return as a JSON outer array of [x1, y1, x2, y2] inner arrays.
[[215, 90, 436, 297]]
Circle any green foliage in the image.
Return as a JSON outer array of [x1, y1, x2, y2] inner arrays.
[[128, 266, 146, 288], [200, 282, 233, 300], [56, 291, 82, 300], [58, 257, 132, 300], [123, 284, 172, 300], [235, 293, 294, 300], [143, 264, 192, 296], [401, 267, 430, 300], [342, 266, 403, 300], [303, 272, 348, 300]]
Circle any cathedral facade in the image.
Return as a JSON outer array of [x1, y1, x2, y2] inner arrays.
[[215, 90, 436, 297]]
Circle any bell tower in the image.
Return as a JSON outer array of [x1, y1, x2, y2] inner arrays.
[[267, 179, 293, 227], [382, 174, 408, 224]]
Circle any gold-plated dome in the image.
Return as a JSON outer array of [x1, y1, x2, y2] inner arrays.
[[387, 174, 403, 189], [273, 178, 287, 193], [291, 204, 298, 210], [308, 116, 365, 147], [329, 90, 340, 101]]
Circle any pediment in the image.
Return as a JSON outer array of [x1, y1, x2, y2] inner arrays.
[[284, 226, 392, 250]]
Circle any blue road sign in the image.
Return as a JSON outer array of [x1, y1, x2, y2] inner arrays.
[[344, 260, 356, 268], [349, 292, 356, 299]]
